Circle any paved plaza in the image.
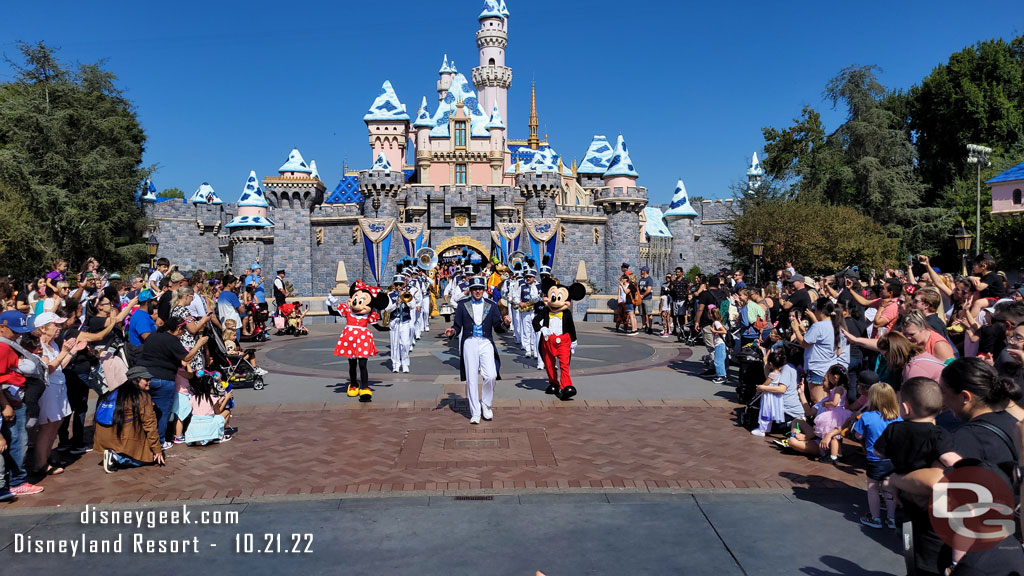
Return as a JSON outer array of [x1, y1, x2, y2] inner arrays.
[[1, 322, 905, 574]]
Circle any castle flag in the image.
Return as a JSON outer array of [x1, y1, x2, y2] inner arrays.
[[524, 218, 559, 271], [358, 218, 397, 285]]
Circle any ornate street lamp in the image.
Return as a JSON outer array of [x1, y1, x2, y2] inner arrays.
[[954, 222, 973, 277], [752, 237, 764, 286], [146, 236, 159, 270]]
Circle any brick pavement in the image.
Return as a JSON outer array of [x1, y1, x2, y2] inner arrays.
[[2, 400, 866, 510]]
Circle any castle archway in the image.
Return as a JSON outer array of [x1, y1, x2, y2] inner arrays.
[[435, 235, 490, 264]]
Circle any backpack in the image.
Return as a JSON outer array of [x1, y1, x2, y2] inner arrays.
[[95, 390, 118, 426]]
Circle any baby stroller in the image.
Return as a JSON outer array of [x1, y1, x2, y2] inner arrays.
[[207, 327, 265, 390], [272, 302, 307, 337], [240, 301, 270, 343]]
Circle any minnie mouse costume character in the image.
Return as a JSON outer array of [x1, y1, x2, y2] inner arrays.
[[532, 277, 586, 401], [332, 280, 390, 402]]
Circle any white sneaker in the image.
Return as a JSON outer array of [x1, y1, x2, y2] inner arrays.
[[401, 366, 409, 373], [254, 367, 269, 376], [393, 368, 400, 373], [482, 407, 493, 421], [750, 429, 766, 437], [470, 415, 481, 425]]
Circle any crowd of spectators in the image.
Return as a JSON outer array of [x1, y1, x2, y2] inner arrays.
[[0, 257, 274, 498]]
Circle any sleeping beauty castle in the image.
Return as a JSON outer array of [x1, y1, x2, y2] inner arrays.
[[143, 0, 738, 301]]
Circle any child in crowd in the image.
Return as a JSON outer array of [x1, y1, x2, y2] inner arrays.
[[751, 348, 803, 437], [787, 365, 852, 461], [185, 372, 234, 445], [851, 382, 902, 529], [709, 306, 727, 384], [241, 285, 255, 337], [222, 323, 267, 376], [659, 286, 672, 337], [287, 302, 308, 336]]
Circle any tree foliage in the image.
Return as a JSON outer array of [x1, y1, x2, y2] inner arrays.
[[0, 42, 147, 281], [727, 199, 899, 276], [158, 187, 184, 199]]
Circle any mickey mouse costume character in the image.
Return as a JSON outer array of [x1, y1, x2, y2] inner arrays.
[[332, 280, 390, 402], [532, 277, 586, 400]]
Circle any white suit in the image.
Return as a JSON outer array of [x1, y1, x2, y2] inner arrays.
[[385, 290, 414, 372]]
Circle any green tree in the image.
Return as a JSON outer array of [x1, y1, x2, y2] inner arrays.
[[0, 42, 147, 280], [158, 187, 184, 199], [727, 199, 899, 276], [910, 37, 1024, 194]]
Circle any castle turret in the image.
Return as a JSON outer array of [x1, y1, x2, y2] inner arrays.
[[486, 102, 506, 185], [140, 178, 157, 203], [746, 152, 764, 191], [226, 171, 274, 276], [413, 96, 434, 184], [577, 135, 614, 189], [473, 0, 513, 134], [363, 80, 410, 171], [516, 148, 561, 219], [189, 182, 223, 205], [263, 147, 325, 296], [527, 83, 539, 150], [595, 134, 646, 291], [663, 179, 699, 270], [359, 153, 404, 220], [437, 54, 455, 103]]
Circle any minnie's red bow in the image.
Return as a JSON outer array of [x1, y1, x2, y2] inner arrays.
[[353, 280, 381, 297]]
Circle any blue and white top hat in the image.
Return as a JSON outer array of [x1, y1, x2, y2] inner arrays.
[[463, 265, 475, 276], [523, 268, 537, 278], [468, 275, 487, 290], [392, 273, 407, 285]]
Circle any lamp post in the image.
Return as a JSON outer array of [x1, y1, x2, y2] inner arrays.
[[752, 237, 764, 286], [954, 222, 973, 277], [966, 144, 992, 255], [146, 236, 159, 270]]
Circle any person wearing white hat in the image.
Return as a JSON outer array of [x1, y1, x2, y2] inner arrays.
[[444, 274, 512, 424], [518, 269, 541, 360], [385, 271, 414, 373], [31, 312, 84, 476]]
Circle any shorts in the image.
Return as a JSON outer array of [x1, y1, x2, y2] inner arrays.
[[672, 301, 687, 316], [641, 300, 652, 315], [806, 371, 825, 386], [865, 459, 894, 481], [173, 392, 193, 421], [625, 303, 635, 312]]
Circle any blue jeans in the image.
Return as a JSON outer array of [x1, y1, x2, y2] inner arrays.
[[2, 403, 28, 488], [148, 378, 176, 442], [109, 452, 152, 470], [713, 343, 727, 378]]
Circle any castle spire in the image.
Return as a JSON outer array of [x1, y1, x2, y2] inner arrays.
[[528, 83, 539, 150]]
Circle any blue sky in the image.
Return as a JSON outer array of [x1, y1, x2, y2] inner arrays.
[[1, 1, 1021, 205]]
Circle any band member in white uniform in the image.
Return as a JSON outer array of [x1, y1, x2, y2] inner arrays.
[[385, 273, 414, 373], [417, 270, 431, 333], [444, 274, 511, 425], [507, 267, 521, 343], [519, 269, 541, 359]]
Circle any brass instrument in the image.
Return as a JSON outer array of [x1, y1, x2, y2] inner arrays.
[[401, 291, 414, 303], [509, 251, 526, 271], [416, 247, 438, 271]]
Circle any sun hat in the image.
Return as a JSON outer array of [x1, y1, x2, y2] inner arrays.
[[33, 312, 67, 328]]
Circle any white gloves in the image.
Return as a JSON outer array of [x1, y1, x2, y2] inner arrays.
[[540, 327, 552, 339], [571, 341, 578, 355]]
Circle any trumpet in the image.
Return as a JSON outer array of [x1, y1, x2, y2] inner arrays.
[[401, 291, 414, 303]]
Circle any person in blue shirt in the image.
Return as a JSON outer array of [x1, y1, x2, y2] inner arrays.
[[127, 290, 158, 366], [244, 263, 267, 312], [851, 381, 902, 529]]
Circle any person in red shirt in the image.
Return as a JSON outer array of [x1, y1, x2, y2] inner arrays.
[[0, 310, 44, 497], [846, 278, 902, 335]]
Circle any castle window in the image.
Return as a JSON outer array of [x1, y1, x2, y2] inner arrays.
[[455, 164, 467, 185], [489, 58, 495, 66], [454, 121, 467, 148], [1014, 189, 1022, 205]]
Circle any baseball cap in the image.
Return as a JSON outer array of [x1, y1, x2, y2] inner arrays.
[[640, 266, 649, 272], [137, 289, 156, 303], [169, 271, 186, 283], [125, 365, 153, 381], [33, 312, 67, 328], [0, 310, 32, 333], [789, 274, 805, 284], [108, 273, 122, 280]]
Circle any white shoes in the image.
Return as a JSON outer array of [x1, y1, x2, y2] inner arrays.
[[750, 429, 766, 437], [401, 366, 409, 373], [470, 415, 481, 425], [254, 367, 269, 376], [482, 407, 493, 421]]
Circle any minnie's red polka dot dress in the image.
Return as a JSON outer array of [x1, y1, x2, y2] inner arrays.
[[333, 303, 380, 358]]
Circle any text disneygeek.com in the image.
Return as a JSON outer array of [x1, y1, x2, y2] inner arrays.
[[11, 505, 314, 557]]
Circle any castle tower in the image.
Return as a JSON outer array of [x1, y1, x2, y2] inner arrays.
[[437, 54, 455, 103], [486, 102, 506, 185], [747, 152, 764, 191], [472, 1, 513, 135], [364, 80, 411, 170], [516, 149, 561, 219], [263, 148, 325, 296], [595, 134, 647, 291], [226, 171, 275, 276], [359, 153, 404, 221], [577, 135, 614, 189], [413, 96, 434, 184], [663, 179, 699, 270], [527, 83, 539, 150]]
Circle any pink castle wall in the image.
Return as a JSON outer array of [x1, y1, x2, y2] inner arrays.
[[603, 176, 637, 192], [237, 206, 267, 218], [992, 180, 1024, 214]]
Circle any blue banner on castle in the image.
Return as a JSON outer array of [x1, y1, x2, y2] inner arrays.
[[494, 222, 523, 265], [359, 218, 397, 286], [523, 218, 559, 272], [398, 222, 429, 257]]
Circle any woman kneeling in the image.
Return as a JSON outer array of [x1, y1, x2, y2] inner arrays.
[[93, 366, 165, 473]]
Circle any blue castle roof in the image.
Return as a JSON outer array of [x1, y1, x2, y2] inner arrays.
[[663, 179, 698, 219], [429, 73, 488, 138], [603, 134, 639, 178], [643, 207, 672, 238], [480, 0, 503, 19], [499, 0, 509, 16], [310, 160, 320, 181], [278, 148, 312, 173], [413, 96, 433, 128], [747, 152, 764, 178], [485, 102, 505, 130], [578, 135, 614, 174], [371, 153, 392, 173], [237, 170, 269, 207], [987, 160, 1024, 184], [363, 80, 410, 122], [326, 174, 363, 204], [439, 54, 452, 74], [224, 215, 274, 229], [140, 178, 157, 202], [189, 182, 223, 205]]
